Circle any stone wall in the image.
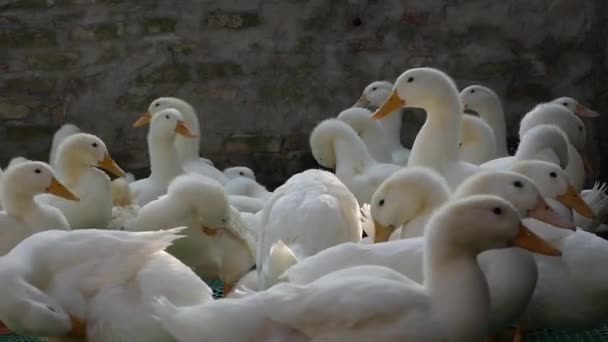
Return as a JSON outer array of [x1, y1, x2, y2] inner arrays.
[[1, 0, 607, 187]]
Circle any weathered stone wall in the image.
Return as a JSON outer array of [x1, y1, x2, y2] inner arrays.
[[1, 0, 607, 186]]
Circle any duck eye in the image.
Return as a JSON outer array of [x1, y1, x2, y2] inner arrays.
[[513, 181, 523, 188], [92, 142, 98, 148], [562, 102, 568, 106], [371, 87, 377, 91], [378, 199, 385, 206], [239, 172, 244, 176], [222, 218, 227, 223], [578, 125, 583, 132], [549, 171, 557, 178], [492, 207, 502, 215], [165, 115, 170, 119], [407, 77, 414, 83], [155, 103, 160, 107], [470, 89, 475, 93], [34, 168, 41, 174]]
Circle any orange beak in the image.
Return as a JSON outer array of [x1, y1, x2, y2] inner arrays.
[[46, 177, 80, 201], [372, 90, 405, 120], [67, 315, 86, 339], [556, 184, 596, 219], [373, 219, 395, 243], [575, 104, 599, 118], [98, 152, 126, 177], [175, 121, 197, 138], [132, 111, 151, 127], [583, 155, 594, 177], [513, 224, 562, 256], [527, 197, 575, 230]]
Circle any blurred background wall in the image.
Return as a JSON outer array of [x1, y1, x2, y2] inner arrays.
[[1, 0, 606, 187]]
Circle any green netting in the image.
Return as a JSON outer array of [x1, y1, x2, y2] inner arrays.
[[2, 279, 608, 342]]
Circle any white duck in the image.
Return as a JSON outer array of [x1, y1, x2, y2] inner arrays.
[[223, 166, 256, 181], [373, 67, 481, 189], [337, 107, 393, 163], [519, 103, 588, 191], [36, 133, 126, 229], [107, 175, 140, 230], [127, 173, 256, 293], [460, 85, 509, 156], [458, 114, 497, 165], [0, 161, 78, 255], [134, 97, 227, 184], [153, 195, 558, 342], [49, 123, 81, 169], [252, 169, 362, 290], [552, 96, 600, 118], [0, 227, 213, 341], [130, 108, 197, 207], [353, 80, 410, 165], [228, 195, 265, 213], [224, 176, 272, 201], [309, 118, 401, 204], [281, 170, 568, 338], [482, 124, 570, 171]]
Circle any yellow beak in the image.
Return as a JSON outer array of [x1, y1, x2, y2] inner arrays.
[[46, 177, 79, 201], [527, 198, 575, 230], [373, 219, 395, 243], [98, 152, 126, 177], [556, 184, 596, 219], [132, 111, 151, 127], [175, 121, 197, 138], [372, 90, 405, 120], [513, 224, 561, 256]]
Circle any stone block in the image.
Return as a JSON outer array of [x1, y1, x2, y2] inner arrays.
[[0, 29, 56, 48], [137, 64, 190, 84], [224, 134, 283, 154], [116, 93, 152, 111], [71, 23, 124, 41], [205, 11, 260, 30], [2, 77, 55, 96], [197, 62, 243, 80], [0, 0, 49, 9], [142, 18, 177, 34], [0, 103, 30, 119], [26, 51, 79, 70]]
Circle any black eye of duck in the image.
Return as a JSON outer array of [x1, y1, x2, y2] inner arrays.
[[492, 207, 502, 215], [407, 77, 414, 83], [513, 181, 523, 188]]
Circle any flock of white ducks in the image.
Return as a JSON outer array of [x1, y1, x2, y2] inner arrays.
[[0, 66, 606, 342]]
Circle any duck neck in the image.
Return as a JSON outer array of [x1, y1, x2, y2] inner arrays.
[[333, 133, 375, 177], [148, 133, 184, 181], [174, 109, 201, 164], [378, 110, 403, 148], [409, 97, 462, 169], [1, 190, 40, 219], [55, 155, 89, 188], [480, 104, 508, 156], [423, 239, 490, 340]]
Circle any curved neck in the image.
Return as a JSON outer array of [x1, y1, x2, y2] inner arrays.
[[332, 129, 376, 177], [55, 156, 89, 188], [175, 110, 201, 163], [360, 125, 393, 163], [378, 110, 403, 147], [409, 97, 462, 169], [1, 191, 40, 219], [480, 104, 508, 156], [423, 239, 490, 340], [148, 133, 184, 181]]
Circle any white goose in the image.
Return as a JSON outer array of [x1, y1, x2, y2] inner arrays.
[[337, 107, 393, 163], [0, 161, 78, 255], [253, 169, 362, 290], [373, 67, 480, 189], [353, 80, 410, 165], [152, 195, 559, 342], [127, 173, 256, 293], [519, 103, 588, 191], [129, 108, 196, 207], [134, 97, 226, 184], [309, 118, 401, 205], [36, 133, 126, 229], [482, 124, 570, 171], [458, 114, 497, 165], [460, 85, 509, 156]]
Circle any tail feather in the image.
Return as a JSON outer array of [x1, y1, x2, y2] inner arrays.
[[261, 241, 298, 289]]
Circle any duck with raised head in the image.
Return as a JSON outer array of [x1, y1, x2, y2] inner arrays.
[[128, 173, 256, 294], [458, 114, 497, 165], [153, 195, 559, 342], [130, 108, 197, 207], [353, 80, 410, 165], [373, 68, 481, 189], [134, 97, 226, 184], [309, 118, 401, 205], [551, 96, 599, 119], [460, 85, 509, 156], [0, 161, 78, 255], [36, 133, 125, 229]]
